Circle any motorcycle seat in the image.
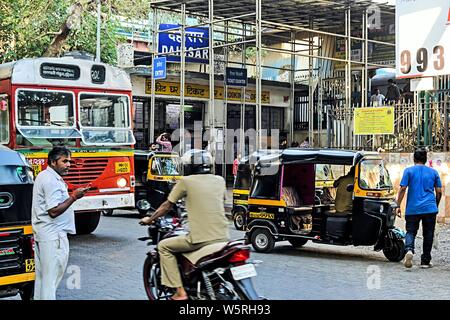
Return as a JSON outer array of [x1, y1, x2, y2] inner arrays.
[[182, 241, 229, 265]]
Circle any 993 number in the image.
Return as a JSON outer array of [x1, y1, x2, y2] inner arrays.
[[400, 46, 445, 75]]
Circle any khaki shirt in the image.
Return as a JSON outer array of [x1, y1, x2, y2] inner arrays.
[[333, 174, 354, 213], [168, 174, 229, 244]]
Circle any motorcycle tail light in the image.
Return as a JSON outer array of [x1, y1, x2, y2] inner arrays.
[[228, 249, 250, 264]]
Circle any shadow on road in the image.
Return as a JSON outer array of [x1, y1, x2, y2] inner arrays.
[[256, 242, 390, 264]]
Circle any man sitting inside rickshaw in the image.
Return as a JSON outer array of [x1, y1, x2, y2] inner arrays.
[[333, 166, 355, 214]]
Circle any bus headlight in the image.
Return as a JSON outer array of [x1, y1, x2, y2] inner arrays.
[[117, 177, 127, 188]]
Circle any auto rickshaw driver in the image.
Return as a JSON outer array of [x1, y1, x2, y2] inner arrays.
[[333, 166, 356, 214]]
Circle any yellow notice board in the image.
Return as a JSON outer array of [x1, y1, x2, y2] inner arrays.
[[354, 107, 394, 135]]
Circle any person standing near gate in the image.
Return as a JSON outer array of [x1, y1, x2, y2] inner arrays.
[[385, 79, 401, 104], [32, 146, 90, 299], [396, 149, 442, 269], [370, 88, 385, 107]]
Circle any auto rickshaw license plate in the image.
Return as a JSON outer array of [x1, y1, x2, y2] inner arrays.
[[115, 162, 130, 174], [25, 259, 35, 272], [230, 264, 257, 280]]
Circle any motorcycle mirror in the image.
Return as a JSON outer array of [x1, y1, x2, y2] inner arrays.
[[136, 199, 151, 211], [346, 184, 354, 192]]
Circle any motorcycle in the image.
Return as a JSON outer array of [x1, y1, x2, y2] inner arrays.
[[138, 212, 264, 300]]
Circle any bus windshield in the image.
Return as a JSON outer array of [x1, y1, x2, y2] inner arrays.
[[79, 93, 134, 145], [16, 90, 81, 140]]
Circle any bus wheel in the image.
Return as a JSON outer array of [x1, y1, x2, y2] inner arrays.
[[101, 209, 114, 216], [250, 229, 275, 253], [233, 210, 246, 231], [75, 211, 101, 235]]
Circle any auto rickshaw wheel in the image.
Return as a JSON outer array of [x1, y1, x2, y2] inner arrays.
[[288, 238, 309, 248], [383, 240, 406, 262], [101, 209, 114, 216], [250, 229, 275, 253], [20, 282, 34, 300], [75, 211, 101, 234], [233, 210, 246, 231]]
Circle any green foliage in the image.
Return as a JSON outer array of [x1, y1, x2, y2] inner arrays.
[[0, 0, 68, 63], [0, 0, 148, 65]]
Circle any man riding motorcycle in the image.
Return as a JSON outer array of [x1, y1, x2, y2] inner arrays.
[[139, 149, 229, 300]]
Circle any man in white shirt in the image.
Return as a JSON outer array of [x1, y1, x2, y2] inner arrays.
[[32, 146, 89, 300], [370, 88, 385, 107]]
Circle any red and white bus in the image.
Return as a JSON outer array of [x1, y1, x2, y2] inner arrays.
[[0, 56, 136, 234]]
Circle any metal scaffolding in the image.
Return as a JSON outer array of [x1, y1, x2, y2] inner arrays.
[[148, 0, 396, 162]]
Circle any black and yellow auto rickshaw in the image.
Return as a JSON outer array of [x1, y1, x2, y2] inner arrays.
[[134, 150, 181, 215], [0, 146, 35, 300], [232, 151, 336, 231], [245, 148, 406, 262], [232, 150, 281, 230]]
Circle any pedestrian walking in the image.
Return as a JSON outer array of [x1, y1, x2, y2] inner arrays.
[[32, 146, 89, 299], [396, 148, 442, 269], [232, 154, 241, 180], [156, 132, 173, 152]]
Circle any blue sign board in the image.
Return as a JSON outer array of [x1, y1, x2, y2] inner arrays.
[[153, 56, 166, 80], [158, 24, 209, 64], [225, 67, 247, 87]]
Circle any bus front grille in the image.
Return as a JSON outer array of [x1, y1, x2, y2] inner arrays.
[[64, 158, 109, 186]]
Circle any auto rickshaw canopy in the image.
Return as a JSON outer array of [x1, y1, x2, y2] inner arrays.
[[257, 148, 380, 167], [0, 145, 30, 167]]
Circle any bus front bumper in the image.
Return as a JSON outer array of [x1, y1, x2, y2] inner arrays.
[[72, 193, 135, 212]]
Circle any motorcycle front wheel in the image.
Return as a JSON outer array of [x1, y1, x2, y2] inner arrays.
[[143, 255, 174, 300]]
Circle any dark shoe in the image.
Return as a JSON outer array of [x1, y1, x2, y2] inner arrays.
[[420, 262, 433, 269]]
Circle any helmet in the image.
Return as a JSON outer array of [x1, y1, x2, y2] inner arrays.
[[181, 149, 213, 175]]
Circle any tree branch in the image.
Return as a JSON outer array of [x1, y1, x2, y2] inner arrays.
[[43, 0, 95, 57]]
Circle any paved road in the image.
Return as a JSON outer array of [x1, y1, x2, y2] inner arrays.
[[6, 210, 450, 300]]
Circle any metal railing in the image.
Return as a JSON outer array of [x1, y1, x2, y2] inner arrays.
[[327, 90, 450, 152]]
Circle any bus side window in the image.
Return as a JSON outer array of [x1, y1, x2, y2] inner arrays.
[[0, 94, 10, 144]]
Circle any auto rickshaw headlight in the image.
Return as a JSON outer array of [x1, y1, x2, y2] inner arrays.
[[117, 177, 127, 188]]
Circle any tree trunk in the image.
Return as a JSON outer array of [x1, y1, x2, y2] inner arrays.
[[44, 0, 94, 57]]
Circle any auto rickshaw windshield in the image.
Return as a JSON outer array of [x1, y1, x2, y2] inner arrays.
[[315, 164, 338, 181], [359, 159, 393, 190], [151, 157, 181, 176]]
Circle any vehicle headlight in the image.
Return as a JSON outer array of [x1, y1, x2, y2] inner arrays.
[[117, 177, 127, 188]]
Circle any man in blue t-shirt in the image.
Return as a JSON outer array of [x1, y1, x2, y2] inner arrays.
[[396, 149, 442, 269]]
